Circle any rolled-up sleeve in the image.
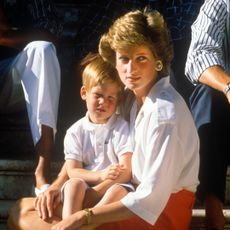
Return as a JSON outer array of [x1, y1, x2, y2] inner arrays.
[[185, 0, 227, 84], [121, 123, 184, 224]]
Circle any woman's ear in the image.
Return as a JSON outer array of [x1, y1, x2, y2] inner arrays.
[[80, 86, 87, 100]]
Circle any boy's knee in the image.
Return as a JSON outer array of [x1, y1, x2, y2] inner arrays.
[[65, 178, 87, 191]]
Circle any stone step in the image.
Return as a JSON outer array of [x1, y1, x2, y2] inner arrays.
[[0, 200, 15, 230], [0, 159, 62, 230], [190, 208, 230, 230], [0, 160, 62, 199]]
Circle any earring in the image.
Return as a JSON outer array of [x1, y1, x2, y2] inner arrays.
[[155, 60, 163, 71]]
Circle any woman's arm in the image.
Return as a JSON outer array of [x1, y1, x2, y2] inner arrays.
[[51, 200, 134, 230]]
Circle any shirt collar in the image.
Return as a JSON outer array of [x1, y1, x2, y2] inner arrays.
[[83, 112, 117, 131]]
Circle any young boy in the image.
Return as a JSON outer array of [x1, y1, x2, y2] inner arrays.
[[61, 53, 133, 219]]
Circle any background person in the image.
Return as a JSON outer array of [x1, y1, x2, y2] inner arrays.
[[185, 0, 230, 229], [0, 0, 62, 194]]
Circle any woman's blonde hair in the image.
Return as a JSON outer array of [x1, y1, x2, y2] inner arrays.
[[80, 53, 124, 92], [99, 8, 174, 77]]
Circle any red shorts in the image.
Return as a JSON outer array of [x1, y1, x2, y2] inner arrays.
[[96, 190, 195, 230]]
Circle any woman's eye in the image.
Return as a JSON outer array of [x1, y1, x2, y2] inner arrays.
[[137, 56, 146, 62], [119, 56, 129, 63]]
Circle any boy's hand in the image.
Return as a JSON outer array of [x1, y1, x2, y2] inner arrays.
[[100, 164, 124, 181]]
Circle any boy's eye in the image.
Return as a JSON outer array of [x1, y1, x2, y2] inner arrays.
[[94, 93, 102, 98], [108, 96, 116, 102]]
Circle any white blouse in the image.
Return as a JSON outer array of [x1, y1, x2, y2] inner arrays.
[[121, 77, 200, 225]]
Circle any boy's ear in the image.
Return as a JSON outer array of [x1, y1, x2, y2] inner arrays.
[[80, 86, 87, 100]]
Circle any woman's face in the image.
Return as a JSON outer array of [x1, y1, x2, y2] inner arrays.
[[115, 45, 159, 98]]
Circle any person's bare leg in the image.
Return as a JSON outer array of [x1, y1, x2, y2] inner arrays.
[[62, 179, 86, 219], [205, 193, 224, 230], [80, 184, 129, 230], [35, 125, 54, 189], [95, 184, 128, 207], [7, 197, 60, 230]]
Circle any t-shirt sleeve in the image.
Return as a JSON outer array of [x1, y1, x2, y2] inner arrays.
[[64, 124, 83, 162]]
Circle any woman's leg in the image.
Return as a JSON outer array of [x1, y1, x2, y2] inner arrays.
[[7, 197, 60, 230]]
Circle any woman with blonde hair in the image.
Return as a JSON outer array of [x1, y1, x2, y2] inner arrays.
[[52, 8, 199, 230]]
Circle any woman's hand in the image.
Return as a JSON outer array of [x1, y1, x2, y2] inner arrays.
[[34, 185, 62, 220], [100, 164, 124, 181], [51, 210, 86, 230]]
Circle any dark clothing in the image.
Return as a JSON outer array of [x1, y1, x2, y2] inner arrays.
[[190, 84, 230, 203], [74, 0, 202, 58], [0, 0, 62, 36]]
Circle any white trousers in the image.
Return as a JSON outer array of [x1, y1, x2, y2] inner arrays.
[[13, 41, 61, 145]]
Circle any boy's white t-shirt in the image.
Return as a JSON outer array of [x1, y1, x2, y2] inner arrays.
[[64, 113, 133, 171]]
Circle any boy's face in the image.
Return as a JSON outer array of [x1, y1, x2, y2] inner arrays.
[[81, 81, 120, 124]]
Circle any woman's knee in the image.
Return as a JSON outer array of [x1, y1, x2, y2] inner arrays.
[[7, 197, 35, 230]]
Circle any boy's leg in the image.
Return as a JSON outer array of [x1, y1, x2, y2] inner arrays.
[[62, 178, 87, 219], [95, 184, 128, 207], [81, 184, 129, 230]]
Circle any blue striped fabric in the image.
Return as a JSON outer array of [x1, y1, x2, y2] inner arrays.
[[185, 0, 228, 84]]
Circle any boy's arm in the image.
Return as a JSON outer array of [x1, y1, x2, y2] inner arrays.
[[66, 159, 124, 185], [92, 152, 132, 196], [66, 151, 132, 190], [66, 159, 103, 184]]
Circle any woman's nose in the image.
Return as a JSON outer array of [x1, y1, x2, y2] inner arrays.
[[127, 60, 136, 73]]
